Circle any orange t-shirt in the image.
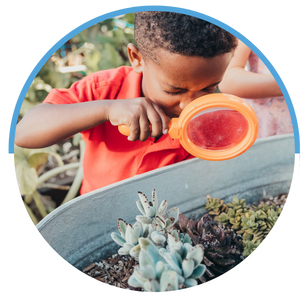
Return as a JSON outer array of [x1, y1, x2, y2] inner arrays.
[[43, 66, 194, 194]]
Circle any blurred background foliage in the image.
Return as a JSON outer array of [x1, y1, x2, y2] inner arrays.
[[19, 13, 135, 118], [16, 13, 135, 224]]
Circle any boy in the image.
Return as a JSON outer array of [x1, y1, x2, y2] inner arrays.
[[15, 11, 238, 195]]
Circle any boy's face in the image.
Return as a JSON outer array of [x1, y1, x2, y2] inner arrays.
[[129, 45, 233, 118]]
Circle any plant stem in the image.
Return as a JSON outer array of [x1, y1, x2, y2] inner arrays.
[[32, 190, 47, 218], [61, 166, 83, 204], [37, 162, 81, 187], [24, 202, 38, 225], [61, 140, 85, 204]]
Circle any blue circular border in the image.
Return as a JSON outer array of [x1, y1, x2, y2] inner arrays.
[[8, 5, 300, 154]]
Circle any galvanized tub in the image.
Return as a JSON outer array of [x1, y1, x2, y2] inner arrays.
[[37, 134, 295, 270]]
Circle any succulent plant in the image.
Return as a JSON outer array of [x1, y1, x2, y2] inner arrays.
[[205, 195, 283, 257], [128, 237, 206, 291], [111, 190, 180, 259], [205, 195, 229, 216], [111, 219, 147, 258], [176, 213, 242, 282]]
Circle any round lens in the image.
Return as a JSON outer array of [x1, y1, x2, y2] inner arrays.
[[186, 107, 249, 151]]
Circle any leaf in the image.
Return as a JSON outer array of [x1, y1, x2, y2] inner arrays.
[[135, 215, 152, 224], [27, 152, 49, 171], [157, 200, 167, 216], [186, 245, 204, 268], [117, 218, 127, 238], [129, 223, 142, 245], [155, 261, 165, 279], [14, 145, 64, 195], [132, 266, 148, 284], [189, 264, 206, 279], [130, 244, 141, 258], [111, 232, 126, 246], [124, 224, 134, 243], [151, 231, 166, 244], [128, 275, 143, 288], [183, 278, 198, 288], [139, 250, 155, 268], [138, 192, 153, 217], [136, 200, 146, 215], [153, 216, 166, 230], [167, 233, 177, 247], [164, 207, 179, 225], [118, 247, 130, 255], [139, 238, 164, 264], [152, 189, 158, 213], [182, 258, 194, 278], [159, 249, 181, 275], [182, 233, 192, 244], [160, 270, 178, 291], [143, 279, 160, 292], [15, 160, 38, 195], [139, 264, 156, 279]]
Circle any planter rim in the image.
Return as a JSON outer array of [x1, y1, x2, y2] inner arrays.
[[37, 133, 294, 231]]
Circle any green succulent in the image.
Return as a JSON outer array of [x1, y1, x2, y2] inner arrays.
[[242, 240, 261, 258], [128, 237, 206, 291], [205, 195, 229, 216], [206, 195, 283, 258], [111, 190, 180, 259]]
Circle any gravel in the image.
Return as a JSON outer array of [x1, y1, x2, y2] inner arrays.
[[83, 254, 142, 290]]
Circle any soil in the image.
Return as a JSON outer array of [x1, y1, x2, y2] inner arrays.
[[83, 193, 287, 290]]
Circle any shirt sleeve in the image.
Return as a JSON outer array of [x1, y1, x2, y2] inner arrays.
[[43, 74, 97, 105]]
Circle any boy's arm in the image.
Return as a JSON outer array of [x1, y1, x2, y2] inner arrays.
[[15, 101, 109, 148], [15, 98, 169, 148], [218, 40, 283, 99]]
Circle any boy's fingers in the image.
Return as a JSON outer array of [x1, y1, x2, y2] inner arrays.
[[146, 105, 163, 138], [139, 114, 150, 141], [151, 104, 170, 135], [128, 121, 140, 141]]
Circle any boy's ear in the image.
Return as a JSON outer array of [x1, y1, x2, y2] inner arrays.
[[127, 43, 144, 74]]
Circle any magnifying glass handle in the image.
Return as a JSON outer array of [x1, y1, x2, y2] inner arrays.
[[118, 125, 134, 136], [118, 118, 180, 139]]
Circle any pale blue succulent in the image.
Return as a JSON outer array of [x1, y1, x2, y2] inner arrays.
[[111, 218, 149, 258], [128, 237, 206, 291], [111, 190, 180, 258]]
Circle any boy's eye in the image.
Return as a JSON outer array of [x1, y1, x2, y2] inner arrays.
[[164, 90, 184, 96], [165, 86, 217, 96], [201, 87, 217, 94]]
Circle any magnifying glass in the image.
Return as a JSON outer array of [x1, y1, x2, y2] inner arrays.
[[118, 93, 258, 161]]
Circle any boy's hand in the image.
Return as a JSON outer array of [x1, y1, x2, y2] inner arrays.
[[107, 98, 170, 141]]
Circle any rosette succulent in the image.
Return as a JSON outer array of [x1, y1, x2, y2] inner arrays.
[[176, 213, 242, 281]]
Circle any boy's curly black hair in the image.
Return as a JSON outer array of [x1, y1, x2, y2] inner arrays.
[[134, 11, 238, 63]]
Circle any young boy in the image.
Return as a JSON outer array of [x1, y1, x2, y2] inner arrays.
[[15, 11, 238, 195]]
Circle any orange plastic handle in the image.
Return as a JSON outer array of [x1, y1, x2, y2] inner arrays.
[[118, 118, 181, 139]]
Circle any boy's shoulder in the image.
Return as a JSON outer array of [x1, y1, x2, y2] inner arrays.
[[86, 66, 134, 88]]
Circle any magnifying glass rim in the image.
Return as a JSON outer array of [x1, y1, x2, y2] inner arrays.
[[177, 93, 259, 161]]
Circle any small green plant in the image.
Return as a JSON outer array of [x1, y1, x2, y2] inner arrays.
[[111, 190, 179, 259]]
